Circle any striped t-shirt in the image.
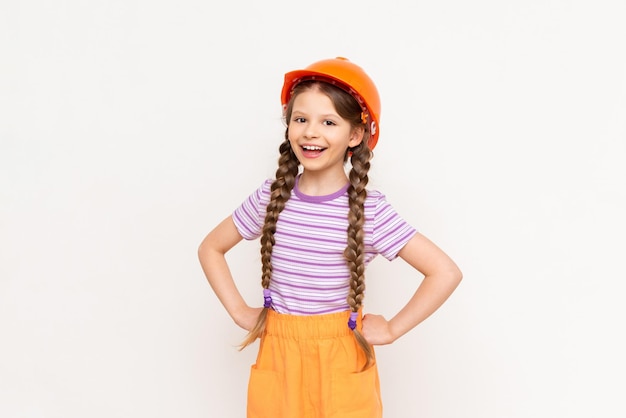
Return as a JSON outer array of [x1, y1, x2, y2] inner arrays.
[[232, 176, 417, 315]]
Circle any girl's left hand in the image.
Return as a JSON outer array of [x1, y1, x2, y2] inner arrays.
[[361, 313, 395, 345]]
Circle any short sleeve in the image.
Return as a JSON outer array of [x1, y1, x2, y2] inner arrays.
[[232, 179, 272, 240], [370, 192, 417, 261]]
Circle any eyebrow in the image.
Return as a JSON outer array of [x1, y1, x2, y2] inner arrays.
[[291, 110, 340, 119]]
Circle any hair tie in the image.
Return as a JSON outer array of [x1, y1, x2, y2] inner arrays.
[[263, 288, 272, 308], [348, 311, 358, 330]]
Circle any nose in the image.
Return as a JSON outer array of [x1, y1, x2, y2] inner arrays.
[[304, 122, 319, 139]]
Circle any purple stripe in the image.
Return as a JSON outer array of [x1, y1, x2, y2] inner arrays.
[[278, 230, 346, 245], [271, 276, 347, 291], [238, 205, 258, 234], [377, 227, 414, 248], [272, 267, 349, 281], [279, 219, 347, 233], [276, 293, 346, 304], [271, 302, 348, 315], [240, 200, 257, 224], [376, 222, 407, 245], [278, 243, 343, 255], [285, 207, 348, 221], [272, 254, 346, 267], [375, 209, 395, 231]]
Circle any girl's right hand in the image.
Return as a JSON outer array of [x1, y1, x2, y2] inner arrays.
[[235, 306, 264, 331]]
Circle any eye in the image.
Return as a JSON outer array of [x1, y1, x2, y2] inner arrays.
[[323, 120, 336, 126], [293, 117, 306, 123]]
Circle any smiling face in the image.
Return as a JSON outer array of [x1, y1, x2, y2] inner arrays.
[[287, 84, 364, 184]]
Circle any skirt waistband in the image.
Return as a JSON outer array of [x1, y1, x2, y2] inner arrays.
[[265, 309, 362, 340]]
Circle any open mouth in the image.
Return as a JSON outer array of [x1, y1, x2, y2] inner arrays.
[[301, 145, 327, 157]]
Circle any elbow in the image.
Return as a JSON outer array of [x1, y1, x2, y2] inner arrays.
[[197, 243, 204, 261], [198, 234, 227, 263], [439, 259, 462, 288], [197, 239, 205, 259], [452, 265, 463, 286], [197, 237, 211, 262]]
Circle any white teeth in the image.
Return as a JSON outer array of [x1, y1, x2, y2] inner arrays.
[[303, 145, 323, 151]]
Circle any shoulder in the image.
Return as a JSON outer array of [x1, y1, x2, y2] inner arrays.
[[364, 188, 407, 220], [366, 188, 385, 200], [237, 178, 273, 208], [251, 178, 273, 197], [364, 188, 388, 207], [261, 178, 273, 192]]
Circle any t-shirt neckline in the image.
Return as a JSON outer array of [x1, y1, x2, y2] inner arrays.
[[293, 174, 349, 202]]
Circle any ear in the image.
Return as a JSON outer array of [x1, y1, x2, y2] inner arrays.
[[348, 126, 365, 148]]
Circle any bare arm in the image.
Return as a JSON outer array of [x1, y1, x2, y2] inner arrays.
[[362, 232, 463, 345], [197, 216, 262, 331]]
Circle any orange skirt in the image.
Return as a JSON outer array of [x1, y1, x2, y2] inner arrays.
[[247, 309, 382, 418]]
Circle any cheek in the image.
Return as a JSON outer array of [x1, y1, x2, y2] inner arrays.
[[286, 131, 298, 149], [287, 123, 300, 141]]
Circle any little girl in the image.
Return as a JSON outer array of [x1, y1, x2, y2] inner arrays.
[[198, 57, 462, 418]]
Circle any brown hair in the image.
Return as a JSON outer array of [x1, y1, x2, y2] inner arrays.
[[240, 81, 374, 367]]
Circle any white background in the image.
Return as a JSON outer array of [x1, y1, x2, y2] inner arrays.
[[1, 1, 625, 417]]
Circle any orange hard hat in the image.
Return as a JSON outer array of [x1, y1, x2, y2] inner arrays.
[[281, 57, 381, 150]]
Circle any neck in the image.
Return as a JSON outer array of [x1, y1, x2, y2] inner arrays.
[[298, 170, 349, 196]]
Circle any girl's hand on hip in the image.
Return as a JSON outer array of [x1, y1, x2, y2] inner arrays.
[[234, 306, 263, 332], [362, 313, 395, 345]]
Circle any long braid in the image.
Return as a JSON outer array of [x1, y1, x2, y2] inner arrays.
[[344, 141, 374, 367], [239, 139, 299, 349]]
